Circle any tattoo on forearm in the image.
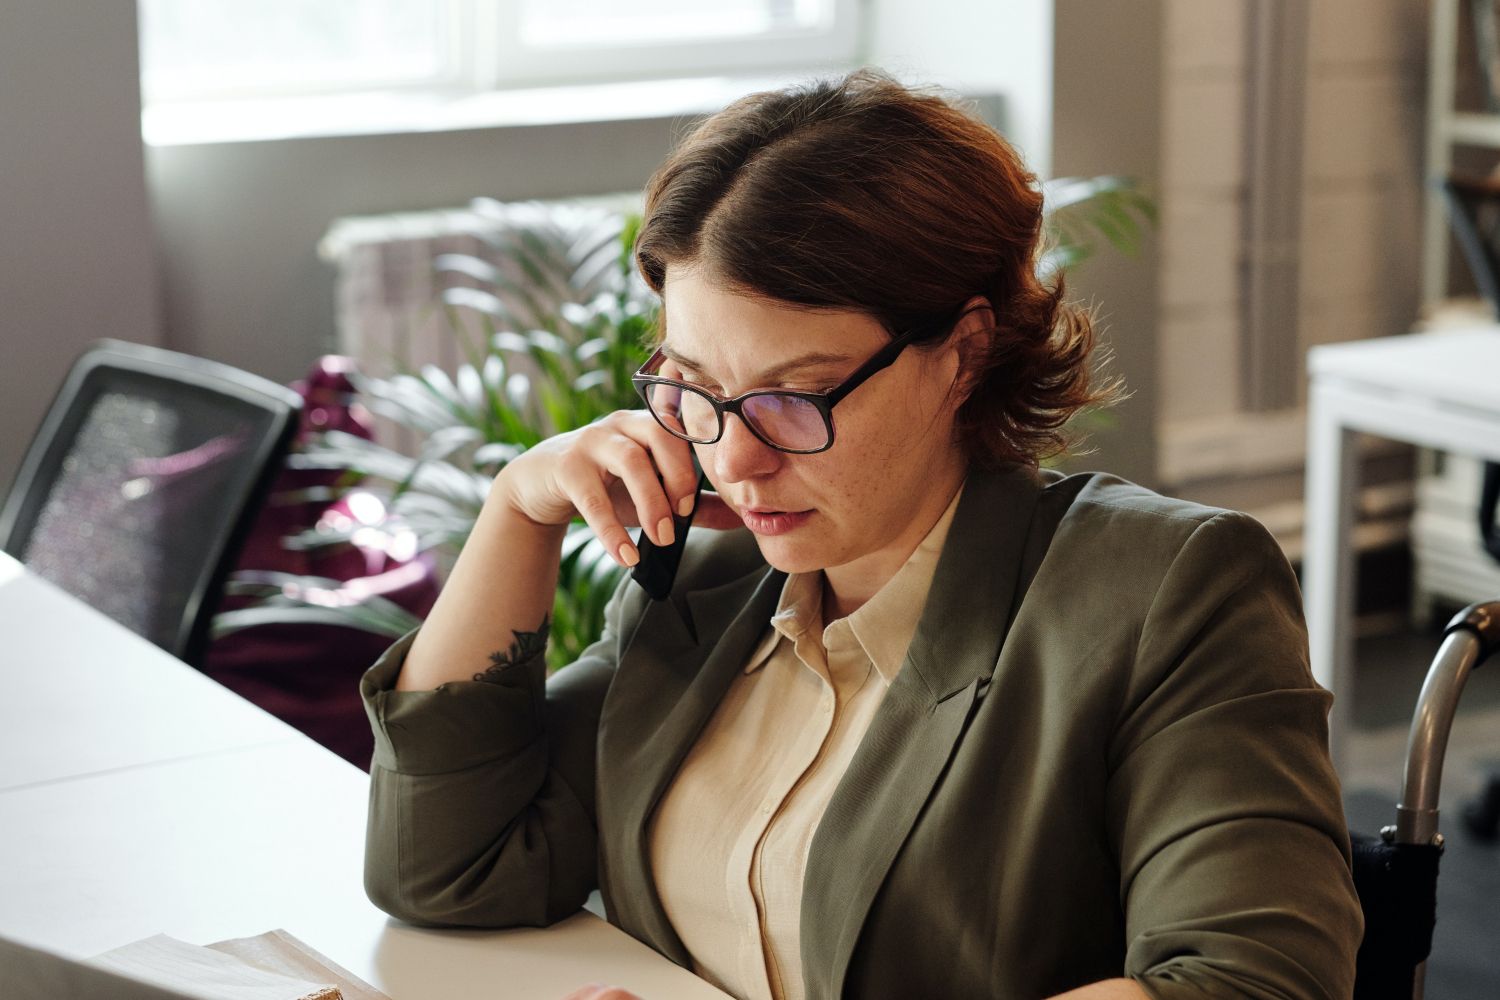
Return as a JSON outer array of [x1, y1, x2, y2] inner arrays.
[[473, 614, 551, 683]]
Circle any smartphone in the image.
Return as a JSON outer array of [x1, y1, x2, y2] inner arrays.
[[630, 470, 702, 601]]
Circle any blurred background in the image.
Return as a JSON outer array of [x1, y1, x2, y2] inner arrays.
[[0, 0, 1434, 564], [6, 2, 1500, 994]]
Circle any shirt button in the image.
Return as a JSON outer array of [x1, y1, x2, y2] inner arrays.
[[760, 801, 774, 816]]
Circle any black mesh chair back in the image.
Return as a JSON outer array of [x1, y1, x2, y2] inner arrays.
[[0, 340, 301, 666]]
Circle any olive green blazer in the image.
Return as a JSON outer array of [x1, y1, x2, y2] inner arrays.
[[361, 464, 1362, 999]]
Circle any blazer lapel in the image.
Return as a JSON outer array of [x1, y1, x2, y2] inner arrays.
[[800, 463, 1049, 998], [599, 557, 786, 964]]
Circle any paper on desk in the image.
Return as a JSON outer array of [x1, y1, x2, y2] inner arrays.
[[207, 929, 388, 1000], [91, 933, 342, 1000]]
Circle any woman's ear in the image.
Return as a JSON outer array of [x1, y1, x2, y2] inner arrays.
[[949, 295, 994, 401]]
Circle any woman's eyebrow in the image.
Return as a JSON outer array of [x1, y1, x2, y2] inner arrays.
[[658, 344, 856, 384]]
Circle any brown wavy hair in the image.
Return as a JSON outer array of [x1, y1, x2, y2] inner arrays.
[[635, 68, 1122, 468]]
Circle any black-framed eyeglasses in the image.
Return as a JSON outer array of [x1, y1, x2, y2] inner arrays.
[[631, 321, 937, 455]]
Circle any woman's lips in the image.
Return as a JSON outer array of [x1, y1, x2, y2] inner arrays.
[[740, 509, 813, 536]]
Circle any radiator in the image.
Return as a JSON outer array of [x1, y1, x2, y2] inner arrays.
[[320, 206, 487, 385], [319, 194, 642, 454]]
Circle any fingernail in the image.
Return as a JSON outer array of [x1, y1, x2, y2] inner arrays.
[[618, 542, 639, 567], [677, 495, 694, 517], [656, 516, 674, 547]]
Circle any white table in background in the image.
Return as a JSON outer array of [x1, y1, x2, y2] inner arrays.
[[1303, 326, 1500, 765], [0, 551, 729, 999]]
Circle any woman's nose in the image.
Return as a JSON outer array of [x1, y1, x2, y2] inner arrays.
[[710, 412, 781, 484]]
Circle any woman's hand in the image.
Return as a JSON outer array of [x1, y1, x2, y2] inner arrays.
[[396, 408, 739, 690], [496, 409, 741, 568], [561, 984, 644, 1000]]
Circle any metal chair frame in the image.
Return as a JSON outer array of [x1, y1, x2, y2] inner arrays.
[[1358, 599, 1500, 998]]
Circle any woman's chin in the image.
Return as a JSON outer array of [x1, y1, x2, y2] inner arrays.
[[751, 535, 829, 576]]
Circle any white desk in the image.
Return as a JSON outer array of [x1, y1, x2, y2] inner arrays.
[[1304, 326, 1500, 764], [0, 552, 728, 999], [0, 556, 299, 791]]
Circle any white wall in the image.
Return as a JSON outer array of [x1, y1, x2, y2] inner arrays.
[[866, 0, 1053, 174], [146, 117, 681, 387], [0, 3, 161, 482]]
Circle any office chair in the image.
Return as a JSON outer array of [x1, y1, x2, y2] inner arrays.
[[1349, 599, 1499, 999], [0, 340, 301, 666]]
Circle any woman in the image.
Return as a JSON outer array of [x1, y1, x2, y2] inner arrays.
[[361, 71, 1362, 999]]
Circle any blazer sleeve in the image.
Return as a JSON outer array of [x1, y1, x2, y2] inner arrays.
[[1105, 511, 1363, 999], [359, 578, 634, 929]]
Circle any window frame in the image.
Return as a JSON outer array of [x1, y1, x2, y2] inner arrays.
[[138, 0, 861, 107], [470, 0, 861, 90]]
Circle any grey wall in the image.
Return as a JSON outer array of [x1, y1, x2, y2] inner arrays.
[[0, 2, 161, 481], [867, 0, 1053, 174], [146, 117, 687, 387], [1050, 1, 1164, 490]]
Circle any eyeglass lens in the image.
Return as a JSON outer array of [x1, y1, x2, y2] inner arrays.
[[642, 382, 828, 451]]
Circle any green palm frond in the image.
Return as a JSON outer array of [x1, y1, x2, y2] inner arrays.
[[1040, 175, 1156, 279], [212, 571, 424, 640]]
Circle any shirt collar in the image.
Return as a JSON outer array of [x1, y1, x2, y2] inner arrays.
[[741, 571, 821, 674], [845, 484, 964, 684], [743, 483, 965, 683]]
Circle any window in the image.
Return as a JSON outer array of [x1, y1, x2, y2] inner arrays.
[[138, 0, 858, 105], [487, 0, 858, 87], [138, 1, 462, 102]]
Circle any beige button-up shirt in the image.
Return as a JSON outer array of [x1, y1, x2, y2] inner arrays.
[[647, 487, 963, 1000]]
